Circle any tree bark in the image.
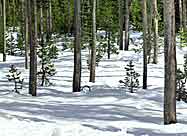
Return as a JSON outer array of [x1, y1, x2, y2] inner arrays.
[[142, 0, 148, 89], [29, 0, 37, 96], [2, 0, 6, 62], [89, 0, 96, 83], [124, 0, 130, 51], [183, 0, 187, 29], [164, 0, 177, 125], [118, 0, 124, 50], [73, 0, 81, 92], [25, 0, 29, 69], [152, 0, 158, 64]]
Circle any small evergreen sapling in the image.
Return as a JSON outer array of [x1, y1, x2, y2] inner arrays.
[[6, 65, 24, 93], [37, 36, 58, 86], [119, 61, 140, 93]]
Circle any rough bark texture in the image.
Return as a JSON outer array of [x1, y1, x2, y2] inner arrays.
[[2, 0, 6, 62], [124, 0, 130, 51], [73, 0, 81, 92], [142, 0, 148, 89], [25, 0, 29, 69], [164, 0, 177, 125], [183, 0, 187, 29], [152, 0, 158, 64], [29, 0, 37, 96], [89, 0, 96, 83], [118, 0, 124, 50]]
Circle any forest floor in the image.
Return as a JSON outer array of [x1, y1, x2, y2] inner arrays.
[[0, 33, 187, 136]]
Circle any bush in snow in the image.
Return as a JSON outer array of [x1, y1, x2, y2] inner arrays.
[[176, 55, 187, 102], [179, 28, 187, 47], [176, 69, 187, 102], [6, 65, 24, 93], [119, 61, 140, 93]]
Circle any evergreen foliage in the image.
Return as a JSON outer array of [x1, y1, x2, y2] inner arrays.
[[37, 35, 58, 86], [6, 65, 24, 93], [119, 61, 140, 93]]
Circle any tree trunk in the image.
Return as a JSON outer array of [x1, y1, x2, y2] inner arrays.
[[73, 0, 81, 92], [67, 0, 71, 34], [142, 0, 148, 89], [29, 0, 37, 96], [179, 0, 183, 30], [89, 0, 96, 83], [47, 0, 52, 38], [107, 32, 111, 59], [183, 0, 187, 29], [124, 0, 130, 51], [118, 0, 124, 50], [147, 0, 153, 63], [164, 0, 177, 125], [152, 0, 158, 64], [2, 0, 6, 62], [25, 0, 29, 69]]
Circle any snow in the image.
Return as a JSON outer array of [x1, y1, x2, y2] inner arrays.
[[0, 32, 187, 136]]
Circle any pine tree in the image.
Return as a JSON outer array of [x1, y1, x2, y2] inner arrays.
[[6, 65, 24, 93], [119, 61, 140, 93]]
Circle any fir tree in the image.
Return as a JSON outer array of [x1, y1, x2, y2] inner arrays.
[[37, 35, 58, 86], [6, 65, 24, 93], [119, 61, 140, 93]]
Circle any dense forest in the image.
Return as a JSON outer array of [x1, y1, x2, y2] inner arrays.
[[0, 0, 187, 135]]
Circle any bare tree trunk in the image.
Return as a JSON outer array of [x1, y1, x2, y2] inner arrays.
[[164, 0, 177, 125], [67, 0, 71, 34], [2, 0, 6, 62], [124, 0, 130, 51], [152, 0, 158, 64], [179, 0, 183, 30], [147, 0, 153, 63], [73, 0, 81, 92], [183, 0, 187, 29], [118, 0, 124, 50], [107, 32, 111, 59], [89, 0, 96, 83], [29, 0, 37, 96], [25, 0, 29, 69], [142, 0, 148, 89]]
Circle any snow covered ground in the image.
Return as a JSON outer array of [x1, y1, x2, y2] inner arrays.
[[0, 34, 187, 136]]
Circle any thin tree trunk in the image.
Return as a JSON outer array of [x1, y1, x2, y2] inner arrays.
[[164, 0, 177, 125], [142, 0, 148, 89], [179, 0, 183, 30], [147, 0, 153, 63], [107, 32, 111, 59], [183, 0, 187, 29], [89, 0, 96, 83], [2, 0, 6, 62], [124, 0, 130, 51], [25, 0, 29, 69], [68, 0, 71, 34], [118, 0, 124, 50], [73, 0, 81, 92], [152, 0, 158, 64], [29, 0, 37, 96]]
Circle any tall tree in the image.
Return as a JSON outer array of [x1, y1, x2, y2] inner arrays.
[[29, 0, 37, 96], [25, 0, 29, 69], [2, 0, 6, 62], [118, 0, 124, 50], [164, 0, 177, 124], [142, 0, 148, 89], [89, 0, 96, 83], [73, 0, 81, 92], [183, 0, 187, 29], [152, 0, 158, 64], [124, 0, 130, 51]]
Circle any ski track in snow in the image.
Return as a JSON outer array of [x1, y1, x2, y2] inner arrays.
[[0, 34, 187, 136]]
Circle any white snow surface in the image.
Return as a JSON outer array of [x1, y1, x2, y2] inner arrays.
[[0, 33, 187, 136]]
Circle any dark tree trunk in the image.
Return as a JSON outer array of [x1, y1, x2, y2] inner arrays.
[[164, 0, 177, 125], [73, 0, 81, 92], [2, 0, 6, 62], [89, 0, 96, 83], [142, 0, 148, 89], [118, 0, 124, 50], [124, 0, 130, 51], [29, 0, 37, 96], [107, 32, 111, 59], [25, 0, 29, 69]]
